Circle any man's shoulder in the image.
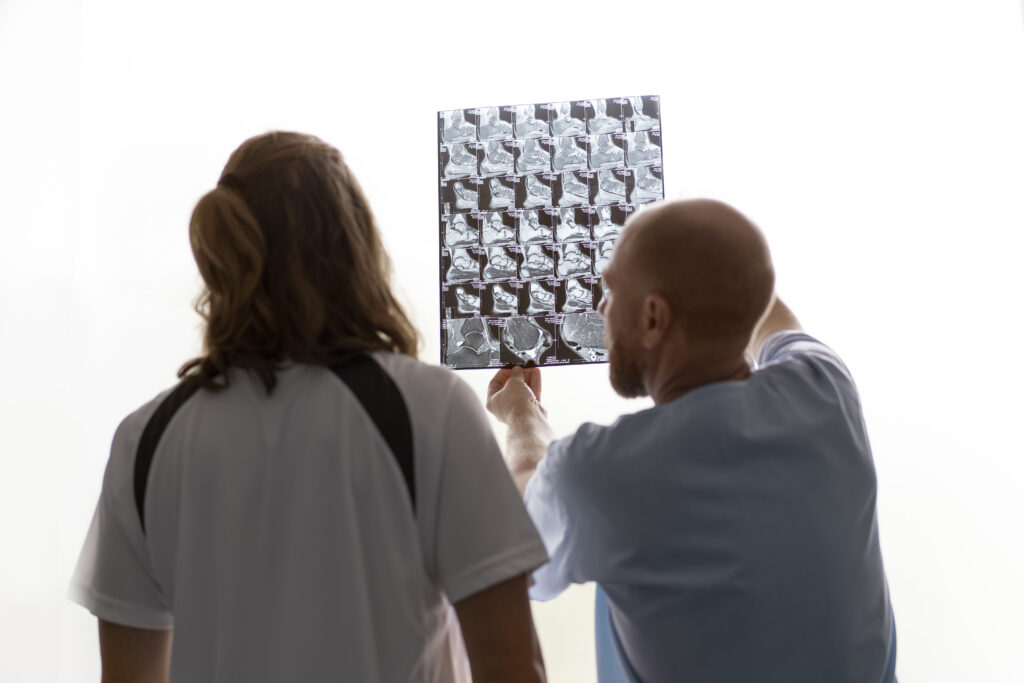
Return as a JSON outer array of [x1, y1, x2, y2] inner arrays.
[[759, 330, 848, 368], [757, 330, 857, 391], [547, 405, 663, 478]]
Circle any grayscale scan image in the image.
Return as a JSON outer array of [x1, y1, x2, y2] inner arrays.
[[438, 96, 664, 368]]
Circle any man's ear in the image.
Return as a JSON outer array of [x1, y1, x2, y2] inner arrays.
[[640, 293, 673, 350]]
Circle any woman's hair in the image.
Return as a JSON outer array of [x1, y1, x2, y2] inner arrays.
[[179, 131, 419, 393]]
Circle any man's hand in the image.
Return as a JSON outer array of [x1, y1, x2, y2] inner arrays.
[[487, 366, 545, 424], [487, 366, 554, 496]]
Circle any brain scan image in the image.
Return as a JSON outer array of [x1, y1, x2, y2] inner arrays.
[[559, 278, 593, 312], [488, 282, 519, 315], [593, 169, 628, 205], [445, 248, 480, 283], [588, 134, 625, 170], [502, 316, 555, 364], [445, 317, 500, 367], [478, 106, 514, 140], [515, 104, 549, 138], [558, 171, 590, 207], [627, 95, 660, 132], [593, 240, 614, 275], [482, 246, 518, 281], [592, 204, 624, 240], [520, 174, 552, 208], [516, 138, 551, 173], [551, 101, 586, 136], [552, 136, 588, 172], [520, 244, 555, 279], [633, 165, 663, 202], [444, 214, 479, 248], [441, 109, 477, 143], [522, 280, 556, 314], [481, 140, 515, 176], [438, 96, 662, 368], [556, 207, 589, 242], [518, 209, 553, 243], [558, 311, 608, 362], [481, 211, 516, 245], [587, 98, 623, 134], [485, 176, 516, 210], [627, 132, 662, 167], [557, 243, 591, 278]]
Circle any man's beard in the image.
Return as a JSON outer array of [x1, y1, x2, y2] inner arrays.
[[607, 331, 647, 398]]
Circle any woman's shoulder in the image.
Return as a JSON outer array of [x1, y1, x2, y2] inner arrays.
[[367, 352, 462, 403]]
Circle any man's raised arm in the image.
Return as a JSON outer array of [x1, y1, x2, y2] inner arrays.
[[747, 295, 802, 360], [487, 366, 554, 496]]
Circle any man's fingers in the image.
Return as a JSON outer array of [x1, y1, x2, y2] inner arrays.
[[522, 367, 542, 400], [487, 368, 514, 397], [487, 365, 537, 402]]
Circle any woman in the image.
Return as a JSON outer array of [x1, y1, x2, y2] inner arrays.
[[70, 132, 548, 682]]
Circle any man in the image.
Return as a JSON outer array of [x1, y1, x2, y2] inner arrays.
[[488, 199, 896, 682]]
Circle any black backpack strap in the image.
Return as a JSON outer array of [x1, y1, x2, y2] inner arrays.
[[133, 356, 415, 535], [329, 355, 415, 513], [134, 379, 203, 534]]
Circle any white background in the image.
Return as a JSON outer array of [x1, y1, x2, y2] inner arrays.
[[1, 0, 1023, 680]]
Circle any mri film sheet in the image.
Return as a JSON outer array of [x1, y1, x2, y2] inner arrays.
[[438, 96, 664, 369]]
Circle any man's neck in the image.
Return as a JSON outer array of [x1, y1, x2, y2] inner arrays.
[[647, 353, 753, 405]]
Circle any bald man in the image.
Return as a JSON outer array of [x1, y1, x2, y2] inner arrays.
[[487, 199, 897, 683]]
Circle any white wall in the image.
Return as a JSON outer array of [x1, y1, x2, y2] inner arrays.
[[1, 0, 1022, 680]]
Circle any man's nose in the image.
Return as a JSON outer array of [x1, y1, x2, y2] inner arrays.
[[597, 296, 607, 317]]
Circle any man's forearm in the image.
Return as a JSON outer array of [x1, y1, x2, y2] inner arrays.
[[748, 296, 802, 360], [505, 404, 555, 496]]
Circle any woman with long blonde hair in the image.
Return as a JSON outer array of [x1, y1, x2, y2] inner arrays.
[[70, 132, 547, 683]]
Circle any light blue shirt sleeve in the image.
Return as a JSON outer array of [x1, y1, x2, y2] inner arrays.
[[759, 330, 854, 383], [523, 422, 607, 601]]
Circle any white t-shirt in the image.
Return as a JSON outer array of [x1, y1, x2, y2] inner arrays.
[[70, 353, 548, 682]]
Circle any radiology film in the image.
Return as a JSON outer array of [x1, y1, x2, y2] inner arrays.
[[438, 96, 664, 369]]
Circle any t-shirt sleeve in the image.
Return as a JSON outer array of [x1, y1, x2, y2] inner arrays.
[[759, 330, 855, 383], [432, 378, 549, 604], [68, 410, 174, 630], [524, 422, 606, 602]]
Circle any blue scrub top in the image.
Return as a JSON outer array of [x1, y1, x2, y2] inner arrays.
[[526, 332, 896, 682]]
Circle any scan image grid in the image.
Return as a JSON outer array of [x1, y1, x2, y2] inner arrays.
[[438, 96, 664, 369]]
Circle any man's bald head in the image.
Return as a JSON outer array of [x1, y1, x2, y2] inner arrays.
[[615, 199, 774, 349]]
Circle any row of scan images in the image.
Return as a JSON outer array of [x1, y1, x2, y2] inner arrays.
[[439, 96, 660, 144], [444, 275, 604, 319], [440, 166, 663, 215], [441, 131, 662, 179], [444, 240, 614, 284], [443, 312, 607, 368], [444, 205, 633, 249]]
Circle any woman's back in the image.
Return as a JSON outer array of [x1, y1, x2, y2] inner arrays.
[[74, 354, 546, 682]]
